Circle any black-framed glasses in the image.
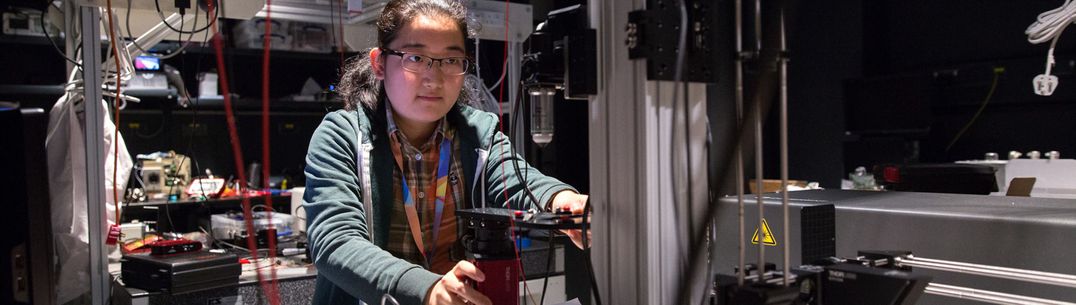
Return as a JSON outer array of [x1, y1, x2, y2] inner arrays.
[[382, 48, 470, 76]]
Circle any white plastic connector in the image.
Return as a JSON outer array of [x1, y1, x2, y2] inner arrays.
[[1034, 74, 1059, 96], [1035, 52, 1059, 96]]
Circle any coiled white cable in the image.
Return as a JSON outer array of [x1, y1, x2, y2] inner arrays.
[[1026, 0, 1076, 95], [1027, 0, 1076, 44]]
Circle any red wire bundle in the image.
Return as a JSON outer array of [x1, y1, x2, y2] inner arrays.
[[205, 0, 281, 303]]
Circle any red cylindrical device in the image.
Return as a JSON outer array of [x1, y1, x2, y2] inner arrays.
[[473, 258, 519, 305]]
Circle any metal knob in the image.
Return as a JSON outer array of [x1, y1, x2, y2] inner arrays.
[[1009, 151, 1023, 160], [984, 152, 999, 161], [1028, 151, 1042, 160], [1046, 151, 1061, 160]]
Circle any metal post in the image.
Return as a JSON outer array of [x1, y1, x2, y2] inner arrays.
[[733, 0, 746, 286], [778, 10, 790, 287], [509, 41, 524, 153], [753, 0, 765, 281], [80, 6, 109, 305], [64, 1, 78, 74]]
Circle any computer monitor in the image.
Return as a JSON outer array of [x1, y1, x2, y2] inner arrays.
[[133, 55, 161, 71], [0, 102, 55, 305]]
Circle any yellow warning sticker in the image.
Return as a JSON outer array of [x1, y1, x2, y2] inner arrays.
[[751, 218, 778, 246]]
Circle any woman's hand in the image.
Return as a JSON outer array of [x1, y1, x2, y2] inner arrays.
[[425, 261, 492, 305], [551, 191, 591, 249]]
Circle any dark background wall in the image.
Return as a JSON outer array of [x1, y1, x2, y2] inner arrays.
[[714, 0, 1076, 189], [7, 1, 1075, 194]]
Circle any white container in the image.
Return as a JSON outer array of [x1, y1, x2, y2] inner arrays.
[[232, 18, 293, 50], [198, 72, 219, 98], [210, 211, 296, 241], [292, 23, 332, 53], [234, 34, 293, 50], [232, 18, 290, 39], [289, 187, 306, 233]]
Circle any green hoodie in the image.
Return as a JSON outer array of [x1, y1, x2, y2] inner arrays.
[[303, 102, 575, 305]]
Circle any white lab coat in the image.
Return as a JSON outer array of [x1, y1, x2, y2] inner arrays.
[[46, 91, 132, 304]]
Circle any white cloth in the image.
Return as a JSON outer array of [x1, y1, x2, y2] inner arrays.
[[46, 92, 132, 304]]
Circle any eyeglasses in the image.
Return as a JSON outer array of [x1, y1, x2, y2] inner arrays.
[[382, 48, 470, 76]]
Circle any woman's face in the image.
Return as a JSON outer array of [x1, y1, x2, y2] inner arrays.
[[373, 14, 466, 125]]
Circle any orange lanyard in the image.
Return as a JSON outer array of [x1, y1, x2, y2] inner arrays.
[[392, 136, 452, 266]]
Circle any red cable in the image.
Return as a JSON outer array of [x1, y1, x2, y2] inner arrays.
[[508, 216, 538, 305], [494, 1, 536, 303], [105, 0, 122, 230], [206, 1, 280, 304], [496, 0, 510, 209], [337, 0, 346, 74], [261, 0, 281, 296]]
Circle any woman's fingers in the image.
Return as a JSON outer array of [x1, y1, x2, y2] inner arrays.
[[452, 260, 486, 282], [453, 283, 492, 305], [447, 261, 492, 305], [560, 229, 591, 249]]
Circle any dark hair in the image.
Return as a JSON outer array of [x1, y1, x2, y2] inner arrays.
[[337, 0, 471, 111]]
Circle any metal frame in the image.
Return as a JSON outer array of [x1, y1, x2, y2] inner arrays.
[[75, 0, 262, 19], [66, 2, 265, 303], [78, 6, 110, 305], [589, 0, 709, 304], [588, 1, 641, 303]]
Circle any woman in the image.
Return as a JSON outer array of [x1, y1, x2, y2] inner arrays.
[[302, 1, 589, 304]]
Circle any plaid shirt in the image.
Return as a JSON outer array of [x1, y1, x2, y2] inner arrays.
[[384, 106, 466, 275]]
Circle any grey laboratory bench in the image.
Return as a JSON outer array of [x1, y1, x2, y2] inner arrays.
[[108, 238, 566, 305]]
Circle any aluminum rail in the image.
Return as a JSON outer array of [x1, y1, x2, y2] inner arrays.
[[926, 283, 1076, 305], [900, 256, 1076, 289]]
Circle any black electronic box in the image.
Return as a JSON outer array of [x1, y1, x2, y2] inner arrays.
[[121, 251, 241, 294]]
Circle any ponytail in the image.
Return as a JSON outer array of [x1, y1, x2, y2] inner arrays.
[[338, 49, 383, 111]]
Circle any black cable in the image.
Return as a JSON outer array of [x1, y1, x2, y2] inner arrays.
[[159, 26, 212, 230], [184, 26, 212, 205], [126, 0, 151, 54], [40, 11, 83, 69], [539, 230, 555, 305], [162, 154, 190, 233], [673, 4, 795, 304], [127, 0, 199, 57], [674, 83, 776, 305], [580, 197, 601, 305], [159, 13, 199, 210], [489, 79, 543, 305], [666, 0, 690, 287], [163, 191, 177, 231], [508, 81, 542, 209], [154, 0, 217, 34]]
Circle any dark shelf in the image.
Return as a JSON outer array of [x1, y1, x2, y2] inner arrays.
[[122, 193, 295, 233], [126, 193, 292, 208], [182, 96, 344, 112], [0, 34, 356, 59], [0, 84, 343, 113], [0, 34, 55, 46], [176, 45, 358, 61]]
